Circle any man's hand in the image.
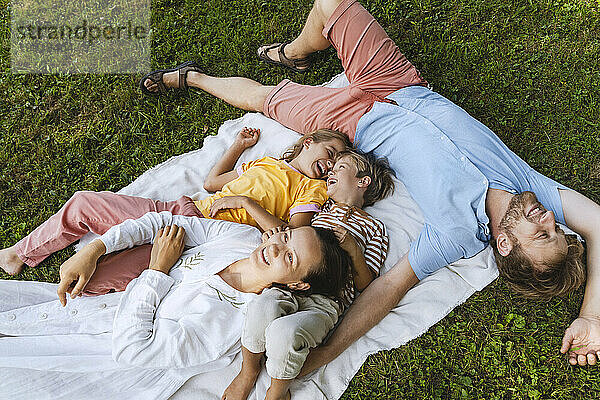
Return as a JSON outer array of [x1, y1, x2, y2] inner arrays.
[[149, 225, 186, 275], [209, 196, 250, 217], [261, 224, 289, 242], [56, 239, 106, 307], [561, 315, 600, 366], [233, 127, 260, 150]]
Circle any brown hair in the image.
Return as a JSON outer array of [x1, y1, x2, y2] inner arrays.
[[281, 129, 351, 162], [271, 226, 352, 300], [336, 149, 395, 207], [492, 232, 586, 300], [303, 226, 353, 299]]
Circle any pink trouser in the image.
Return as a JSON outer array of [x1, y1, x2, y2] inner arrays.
[[14, 191, 203, 295], [263, 0, 428, 142]]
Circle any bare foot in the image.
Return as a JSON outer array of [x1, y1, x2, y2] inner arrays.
[[221, 368, 260, 400], [0, 246, 25, 275]]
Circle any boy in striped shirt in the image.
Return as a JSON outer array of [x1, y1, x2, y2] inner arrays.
[[312, 149, 393, 305], [223, 149, 394, 400]]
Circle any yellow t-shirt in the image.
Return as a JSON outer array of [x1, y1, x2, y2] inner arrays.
[[194, 157, 328, 228]]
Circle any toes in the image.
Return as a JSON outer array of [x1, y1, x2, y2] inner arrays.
[[144, 79, 157, 92], [569, 355, 578, 365], [587, 353, 597, 366], [258, 45, 270, 56]]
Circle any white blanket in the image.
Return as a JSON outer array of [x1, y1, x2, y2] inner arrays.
[[90, 74, 498, 399]]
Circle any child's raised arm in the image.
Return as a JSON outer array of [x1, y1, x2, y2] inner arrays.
[[203, 127, 260, 192]]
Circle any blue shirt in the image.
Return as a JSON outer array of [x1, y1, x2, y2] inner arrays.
[[354, 86, 568, 280]]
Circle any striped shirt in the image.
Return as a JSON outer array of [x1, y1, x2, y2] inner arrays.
[[311, 198, 389, 306]]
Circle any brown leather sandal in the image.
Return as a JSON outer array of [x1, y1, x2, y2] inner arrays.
[[139, 61, 202, 96], [257, 43, 311, 73]]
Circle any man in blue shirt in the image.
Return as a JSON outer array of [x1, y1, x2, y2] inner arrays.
[[141, 0, 600, 368]]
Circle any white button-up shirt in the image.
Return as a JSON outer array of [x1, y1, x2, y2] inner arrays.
[[0, 213, 261, 399]]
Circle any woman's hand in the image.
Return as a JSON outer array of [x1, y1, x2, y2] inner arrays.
[[209, 196, 250, 217], [233, 127, 260, 150], [149, 225, 186, 275], [261, 224, 289, 242], [56, 239, 106, 307]]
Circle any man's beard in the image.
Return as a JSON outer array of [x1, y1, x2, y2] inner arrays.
[[498, 191, 545, 233]]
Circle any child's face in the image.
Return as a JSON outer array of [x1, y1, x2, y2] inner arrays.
[[326, 156, 363, 199], [296, 138, 346, 179]]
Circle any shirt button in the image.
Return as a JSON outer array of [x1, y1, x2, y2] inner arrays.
[[440, 135, 445, 140], [482, 179, 487, 185], [7, 314, 16, 321], [99, 303, 107, 309], [70, 309, 78, 316], [460, 156, 466, 162], [40, 313, 48, 320]]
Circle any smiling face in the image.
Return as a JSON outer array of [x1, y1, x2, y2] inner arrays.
[[326, 155, 364, 200], [295, 138, 347, 179], [250, 226, 324, 287], [497, 191, 568, 268]]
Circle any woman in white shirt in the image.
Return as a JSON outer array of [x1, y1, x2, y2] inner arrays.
[[0, 212, 350, 400]]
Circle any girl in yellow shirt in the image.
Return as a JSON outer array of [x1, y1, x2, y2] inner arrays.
[[198, 127, 350, 229]]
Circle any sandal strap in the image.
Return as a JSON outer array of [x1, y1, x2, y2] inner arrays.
[[279, 43, 311, 69], [179, 67, 188, 90], [178, 62, 201, 91], [156, 79, 168, 94]]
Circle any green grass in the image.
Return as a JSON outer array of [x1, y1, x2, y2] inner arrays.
[[1, 0, 599, 398]]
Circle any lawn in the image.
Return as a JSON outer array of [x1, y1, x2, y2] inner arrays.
[[1, 0, 599, 398]]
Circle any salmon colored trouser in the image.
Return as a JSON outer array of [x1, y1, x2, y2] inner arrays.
[[14, 191, 203, 295]]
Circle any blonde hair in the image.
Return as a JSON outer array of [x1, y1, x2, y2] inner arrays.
[[493, 232, 586, 300], [281, 129, 351, 162], [336, 149, 395, 207]]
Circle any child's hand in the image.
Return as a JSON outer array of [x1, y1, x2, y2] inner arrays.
[[234, 127, 260, 150], [149, 225, 186, 275], [332, 226, 360, 255], [209, 195, 250, 217], [261, 224, 289, 242]]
